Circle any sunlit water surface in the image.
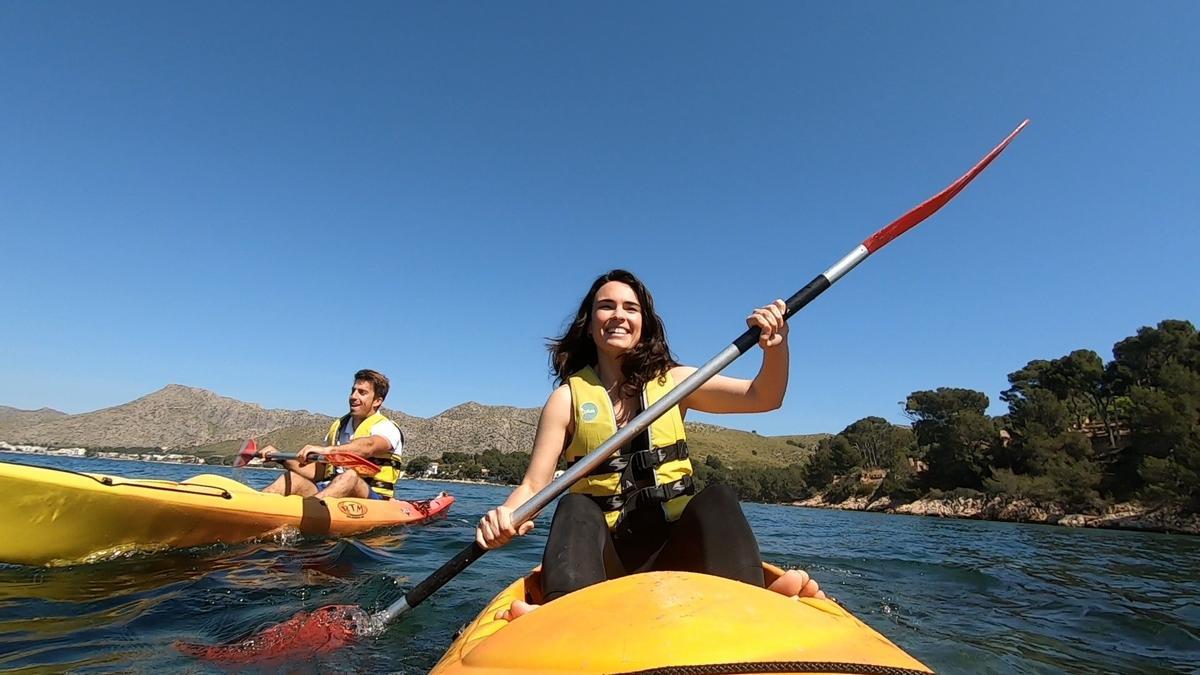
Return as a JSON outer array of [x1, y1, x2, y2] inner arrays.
[[1, 454, 1197, 673]]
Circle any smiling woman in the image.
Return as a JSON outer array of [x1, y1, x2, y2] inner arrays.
[[475, 268, 809, 619]]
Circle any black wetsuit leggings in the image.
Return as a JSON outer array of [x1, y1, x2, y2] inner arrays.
[[540, 483, 763, 602]]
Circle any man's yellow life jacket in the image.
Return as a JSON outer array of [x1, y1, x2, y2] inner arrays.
[[325, 412, 404, 498]]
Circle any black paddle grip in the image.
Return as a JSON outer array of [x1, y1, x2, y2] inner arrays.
[[732, 274, 831, 355]]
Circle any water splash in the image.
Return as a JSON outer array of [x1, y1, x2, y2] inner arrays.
[[272, 526, 303, 547], [359, 609, 394, 638]]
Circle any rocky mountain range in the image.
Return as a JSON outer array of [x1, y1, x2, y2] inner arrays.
[[0, 406, 66, 424], [0, 385, 823, 465], [0, 385, 329, 449]]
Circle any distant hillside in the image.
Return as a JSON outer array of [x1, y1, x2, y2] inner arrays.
[[2, 385, 824, 468], [186, 423, 333, 462], [684, 421, 827, 467], [0, 406, 67, 424], [399, 401, 541, 455], [0, 385, 330, 448]]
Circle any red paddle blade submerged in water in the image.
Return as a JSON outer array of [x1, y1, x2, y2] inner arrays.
[[176, 605, 370, 663]]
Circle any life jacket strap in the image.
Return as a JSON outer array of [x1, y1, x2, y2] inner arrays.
[[588, 474, 696, 514], [568, 440, 689, 477]]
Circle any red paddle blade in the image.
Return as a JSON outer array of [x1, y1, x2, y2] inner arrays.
[[233, 439, 258, 468], [861, 119, 1029, 254], [176, 604, 368, 663], [325, 451, 382, 476]]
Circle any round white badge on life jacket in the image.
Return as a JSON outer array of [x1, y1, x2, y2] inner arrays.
[[581, 402, 599, 422]]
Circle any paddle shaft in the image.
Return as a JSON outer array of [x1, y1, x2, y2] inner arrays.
[[259, 450, 382, 473], [377, 120, 1029, 624]]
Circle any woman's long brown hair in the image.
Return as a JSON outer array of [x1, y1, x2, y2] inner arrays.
[[548, 269, 677, 399]]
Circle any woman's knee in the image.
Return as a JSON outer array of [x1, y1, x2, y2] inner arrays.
[[682, 483, 754, 534], [542, 494, 613, 599], [552, 494, 608, 529], [557, 493, 604, 515], [694, 482, 740, 509]]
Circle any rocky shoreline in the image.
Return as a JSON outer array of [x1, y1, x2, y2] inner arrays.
[[791, 493, 1200, 535]]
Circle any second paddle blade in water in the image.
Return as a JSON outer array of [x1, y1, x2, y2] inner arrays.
[[176, 605, 369, 664]]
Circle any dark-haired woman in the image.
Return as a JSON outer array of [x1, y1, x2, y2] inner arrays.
[[477, 269, 824, 619]]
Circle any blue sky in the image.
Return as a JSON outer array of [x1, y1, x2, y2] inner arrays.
[[1, 2, 1197, 436]]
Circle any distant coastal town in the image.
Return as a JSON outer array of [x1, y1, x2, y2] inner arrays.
[[0, 441, 206, 464]]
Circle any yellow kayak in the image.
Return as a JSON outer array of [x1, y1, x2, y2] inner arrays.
[[0, 460, 454, 566], [432, 563, 932, 675]]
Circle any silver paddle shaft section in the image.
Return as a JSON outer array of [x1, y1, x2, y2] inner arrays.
[[378, 596, 410, 623], [822, 245, 870, 285]]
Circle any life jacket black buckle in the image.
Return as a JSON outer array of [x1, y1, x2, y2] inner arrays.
[[631, 441, 688, 472], [631, 448, 662, 472], [635, 474, 696, 506]]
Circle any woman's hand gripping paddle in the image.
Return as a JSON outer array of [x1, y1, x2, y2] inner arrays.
[[233, 439, 382, 476], [179, 120, 1028, 663]]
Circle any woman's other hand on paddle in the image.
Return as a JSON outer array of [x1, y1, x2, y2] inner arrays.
[[672, 300, 790, 416], [747, 299, 788, 349], [476, 505, 534, 550]]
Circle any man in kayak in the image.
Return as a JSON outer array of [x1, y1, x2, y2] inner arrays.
[[475, 270, 824, 619], [260, 369, 404, 500]]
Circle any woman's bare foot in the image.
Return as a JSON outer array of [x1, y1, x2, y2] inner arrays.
[[494, 600, 540, 621], [768, 569, 827, 599]]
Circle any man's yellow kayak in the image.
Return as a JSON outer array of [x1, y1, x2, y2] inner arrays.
[[0, 460, 453, 566], [432, 563, 932, 675]]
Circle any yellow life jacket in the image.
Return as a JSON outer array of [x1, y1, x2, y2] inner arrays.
[[565, 366, 694, 529], [325, 412, 404, 499]]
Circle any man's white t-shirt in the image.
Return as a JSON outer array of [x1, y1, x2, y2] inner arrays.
[[336, 417, 403, 455]]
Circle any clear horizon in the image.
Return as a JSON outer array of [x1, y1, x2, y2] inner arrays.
[[3, 2, 1197, 436]]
